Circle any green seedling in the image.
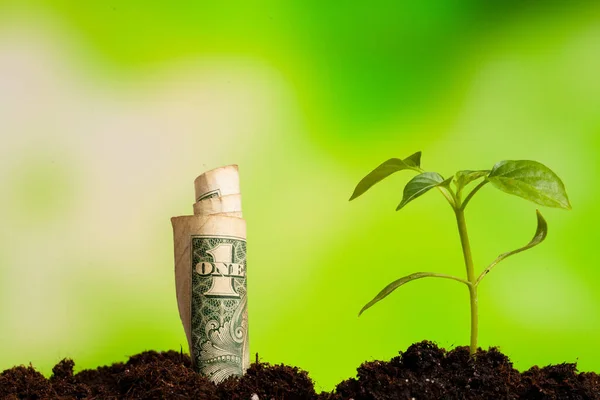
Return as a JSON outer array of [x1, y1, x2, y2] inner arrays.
[[350, 152, 571, 355]]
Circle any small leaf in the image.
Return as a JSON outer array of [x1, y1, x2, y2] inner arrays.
[[476, 210, 548, 285], [404, 151, 422, 167], [359, 272, 469, 316], [349, 152, 422, 201], [359, 273, 435, 316], [487, 160, 571, 209], [454, 170, 490, 192], [396, 172, 450, 211]]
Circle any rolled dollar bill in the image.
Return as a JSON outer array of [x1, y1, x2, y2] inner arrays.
[[172, 165, 249, 384], [194, 165, 240, 202], [193, 194, 243, 217], [171, 215, 249, 383]]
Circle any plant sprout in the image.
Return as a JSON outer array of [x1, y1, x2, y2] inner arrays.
[[350, 152, 571, 355]]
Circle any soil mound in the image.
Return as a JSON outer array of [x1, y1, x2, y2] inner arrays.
[[1, 341, 598, 399]]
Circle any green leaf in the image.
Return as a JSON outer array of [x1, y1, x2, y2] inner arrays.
[[487, 160, 571, 209], [349, 152, 422, 201], [454, 170, 490, 192], [396, 172, 451, 211], [358, 272, 470, 316], [476, 209, 548, 285]]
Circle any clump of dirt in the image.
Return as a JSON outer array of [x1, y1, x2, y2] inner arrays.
[[329, 341, 600, 400], [218, 359, 317, 400], [0, 364, 56, 399], [1, 341, 599, 399], [520, 363, 600, 399]]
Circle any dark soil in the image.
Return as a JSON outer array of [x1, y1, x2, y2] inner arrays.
[[1, 341, 598, 399]]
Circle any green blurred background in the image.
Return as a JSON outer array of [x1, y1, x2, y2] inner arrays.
[[0, 0, 599, 391]]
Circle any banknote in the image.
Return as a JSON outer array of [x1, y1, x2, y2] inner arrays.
[[194, 165, 240, 202], [193, 194, 243, 217], [191, 233, 247, 381], [171, 165, 249, 384], [171, 215, 249, 383]]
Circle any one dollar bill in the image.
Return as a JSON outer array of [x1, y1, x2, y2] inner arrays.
[[171, 165, 249, 384], [191, 235, 248, 381]]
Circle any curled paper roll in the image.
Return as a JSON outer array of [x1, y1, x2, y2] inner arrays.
[[194, 165, 240, 202], [171, 215, 249, 383], [193, 194, 243, 216]]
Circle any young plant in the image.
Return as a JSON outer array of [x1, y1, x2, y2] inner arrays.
[[350, 152, 571, 355]]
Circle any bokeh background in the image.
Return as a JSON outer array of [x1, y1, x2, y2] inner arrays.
[[1, 0, 599, 391]]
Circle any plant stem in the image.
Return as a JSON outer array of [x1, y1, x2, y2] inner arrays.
[[455, 208, 478, 355], [460, 180, 488, 211]]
